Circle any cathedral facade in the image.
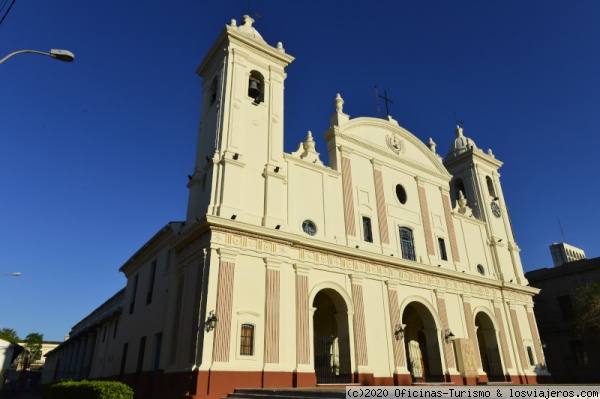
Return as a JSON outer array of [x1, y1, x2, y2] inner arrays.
[[43, 15, 549, 399]]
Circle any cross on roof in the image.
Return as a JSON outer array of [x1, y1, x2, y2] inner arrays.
[[449, 112, 465, 126], [379, 90, 394, 118], [236, 1, 262, 19]]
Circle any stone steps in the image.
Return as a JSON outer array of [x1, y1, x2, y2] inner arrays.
[[224, 388, 346, 399]]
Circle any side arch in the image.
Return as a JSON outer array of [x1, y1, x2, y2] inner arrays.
[[308, 280, 355, 315], [472, 306, 506, 380], [309, 280, 355, 384]]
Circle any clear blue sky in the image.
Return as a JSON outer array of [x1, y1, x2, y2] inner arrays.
[[1, 1, 599, 342]]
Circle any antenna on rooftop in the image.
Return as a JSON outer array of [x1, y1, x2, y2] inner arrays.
[[557, 217, 567, 242], [374, 85, 381, 118], [236, 1, 262, 19]]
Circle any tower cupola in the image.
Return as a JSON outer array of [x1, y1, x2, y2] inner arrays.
[[446, 125, 478, 161]]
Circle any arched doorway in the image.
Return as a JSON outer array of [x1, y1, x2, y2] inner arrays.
[[475, 312, 504, 381], [402, 302, 444, 383], [312, 289, 352, 384]]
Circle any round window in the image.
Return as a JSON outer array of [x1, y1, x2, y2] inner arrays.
[[477, 265, 485, 275], [302, 220, 316, 236], [395, 184, 407, 204]]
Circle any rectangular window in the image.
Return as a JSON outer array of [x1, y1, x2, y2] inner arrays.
[[400, 227, 416, 261], [438, 238, 448, 261], [113, 319, 119, 339], [129, 274, 139, 315], [153, 333, 162, 372], [557, 295, 574, 320], [240, 324, 254, 356], [570, 340, 588, 365], [119, 343, 128, 377], [362, 216, 373, 243], [526, 346, 535, 366], [136, 336, 146, 384], [165, 249, 171, 272], [146, 260, 157, 305]]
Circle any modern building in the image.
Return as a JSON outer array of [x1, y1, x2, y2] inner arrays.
[[0, 338, 23, 390], [526, 255, 600, 383], [549, 243, 586, 267], [43, 15, 549, 399]]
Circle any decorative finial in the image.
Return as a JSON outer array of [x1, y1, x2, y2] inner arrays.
[[457, 190, 467, 208], [303, 131, 316, 151], [487, 149, 494, 157], [291, 131, 323, 165], [277, 42, 285, 52], [428, 138, 437, 154], [334, 93, 344, 112], [230, 19, 237, 26], [454, 190, 473, 217]]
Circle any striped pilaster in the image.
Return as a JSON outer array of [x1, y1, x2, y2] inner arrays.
[[386, 281, 406, 368], [264, 259, 281, 363], [493, 303, 512, 369], [435, 290, 456, 369], [295, 265, 311, 365], [462, 296, 482, 370], [417, 183, 435, 256], [442, 193, 460, 262], [509, 307, 529, 370], [351, 274, 368, 366], [526, 306, 545, 367], [372, 163, 390, 244], [341, 155, 356, 236], [213, 261, 235, 362]]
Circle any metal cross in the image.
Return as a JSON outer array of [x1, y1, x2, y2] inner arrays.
[[236, 1, 262, 19], [448, 112, 465, 126], [379, 90, 394, 117]]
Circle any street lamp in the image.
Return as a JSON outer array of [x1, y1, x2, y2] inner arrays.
[[1, 272, 21, 277], [0, 49, 75, 65]]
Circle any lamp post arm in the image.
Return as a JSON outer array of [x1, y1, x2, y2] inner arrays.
[[0, 49, 75, 65], [0, 49, 50, 64]]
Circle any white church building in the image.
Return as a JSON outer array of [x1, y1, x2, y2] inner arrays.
[[43, 15, 549, 399]]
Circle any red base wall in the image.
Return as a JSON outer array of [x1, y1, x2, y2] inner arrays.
[[112, 368, 546, 399]]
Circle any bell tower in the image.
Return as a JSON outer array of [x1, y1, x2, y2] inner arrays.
[[185, 16, 294, 226], [444, 126, 528, 285]]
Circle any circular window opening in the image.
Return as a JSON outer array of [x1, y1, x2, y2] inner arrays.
[[477, 265, 485, 275], [302, 220, 316, 236], [395, 184, 407, 204]]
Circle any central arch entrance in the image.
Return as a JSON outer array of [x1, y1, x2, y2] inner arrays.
[[475, 312, 504, 381], [402, 302, 444, 383], [312, 289, 352, 384]]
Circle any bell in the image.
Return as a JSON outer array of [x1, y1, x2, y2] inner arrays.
[[248, 79, 260, 99]]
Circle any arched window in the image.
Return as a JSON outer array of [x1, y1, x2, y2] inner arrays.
[[486, 176, 496, 197], [240, 324, 254, 356], [209, 76, 218, 106], [248, 70, 264, 104], [399, 227, 416, 261]]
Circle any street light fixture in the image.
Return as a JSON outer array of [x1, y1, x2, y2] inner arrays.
[[0, 49, 75, 65], [1, 272, 21, 277]]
